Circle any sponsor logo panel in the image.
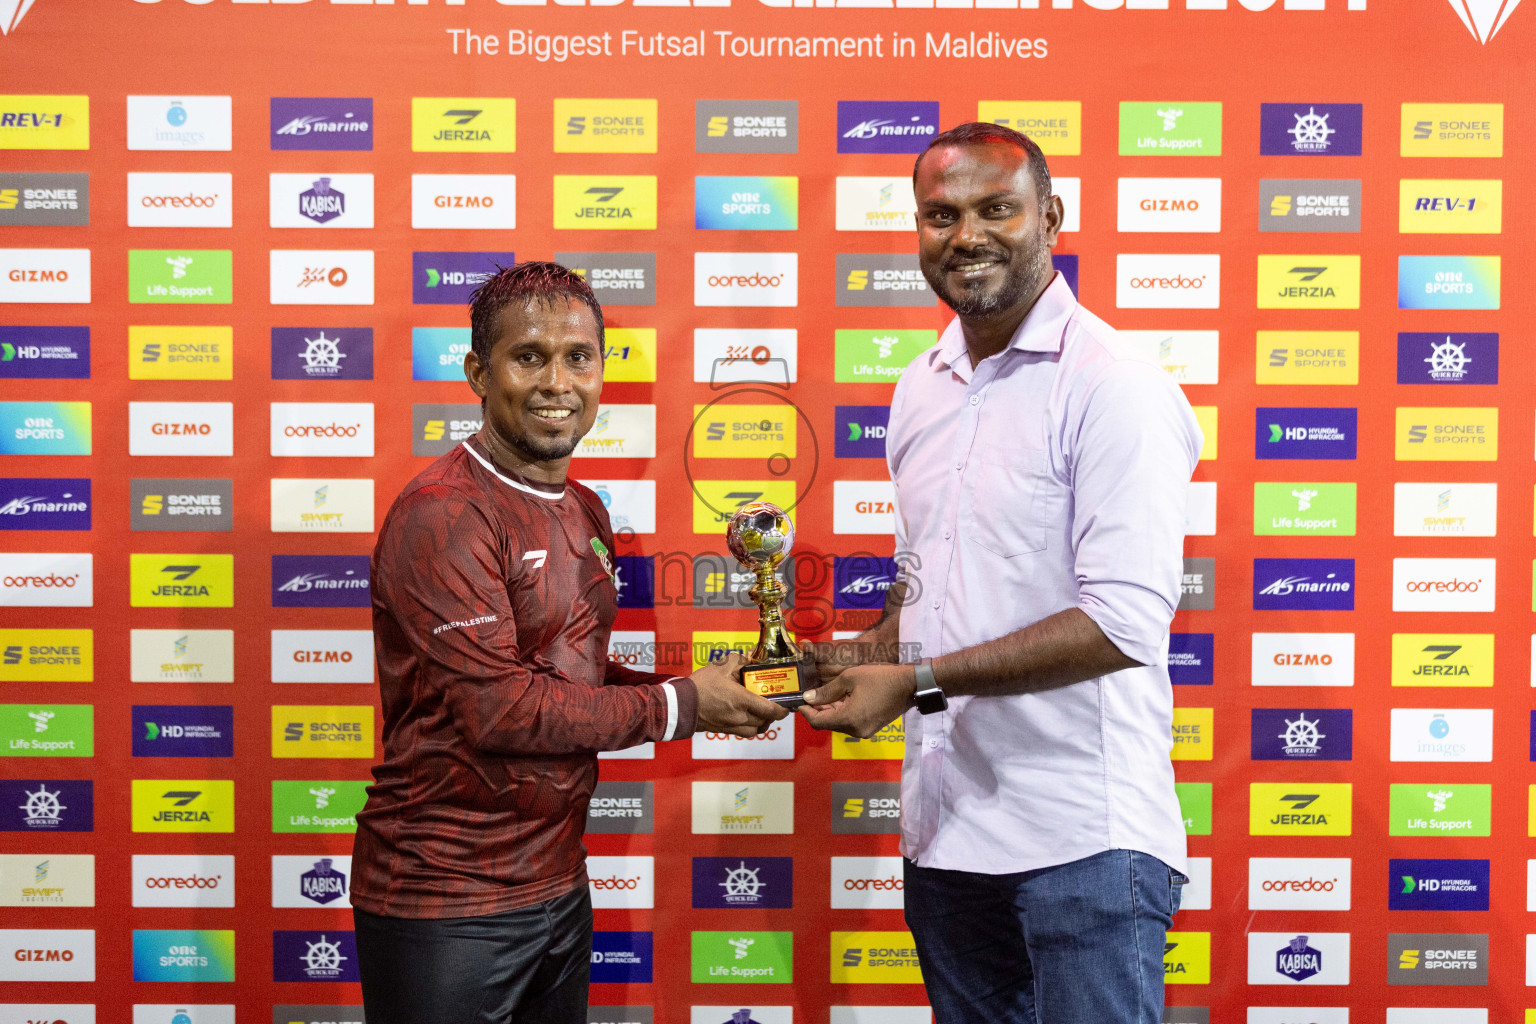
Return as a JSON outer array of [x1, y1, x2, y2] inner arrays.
[[271, 630, 373, 684], [271, 780, 368, 834], [1256, 407, 1356, 460], [0, 853, 93, 907], [1400, 103, 1502, 158], [1258, 103, 1363, 155], [270, 98, 372, 151], [130, 630, 234, 684], [0, 553, 92, 608], [690, 1009, 785, 1024], [692, 404, 796, 459], [553, 175, 654, 230], [829, 932, 920, 984], [603, 328, 657, 383], [1251, 709, 1352, 761], [131, 854, 234, 909], [589, 481, 656, 535], [833, 480, 895, 535], [270, 403, 374, 458], [1253, 482, 1355, 536], [590, 931, 653, 984], [0, 401, 90, 455], [1389, 783, 1491, 836], [837, 101, 938, 154], [269, 173, 374, 229], [0, 628, 91, 682], [130, 781, 235, 833], [696, 176, 797, 231], [1258, 179, 1361, 233], [411, 97, 516, 153], [576, 405, 656, 459], [830, 1008, 930, 1024], [1392, 557, 1494, 612], [1253, 558, 1354, 611], [127, 95, 233, 151], [695, 252, 797, 307], [837, 254, 934, 308], [1177, 556, 1214, 611], [1246, 932, 1349, 985], [132, 705, 234, 758], [0, 1006, 96, 1024], [1120, 330, 1219, 385], [694, 329, 797, 385], [692, 856, 793, 909], [0, 248, 91, 303], [690, 631, 758, 672], [128, 402, 231, 457], [412, 403, 481, 457], [1161, 932, 1211, 984], [1176, 782, 1212, 835], [1397, 332, 1496, 385], [0, 172, 89, 226], [1170, 708, 1211, 761], [270, 478, 373, 533], [1390, 633, 1493, 687], [691, 782, 793, 834], [1116, 178, 1221, 233], [1387, 932, 1488, 985], [1257, 255, 1360, 309], [1249, 783, 1352, 836], [1185, 480, 1216, 536], [271, 327, 373, 380], [413, 251, 513, 306], [0, 929, 95, 981], [585, 855, 653, 909], [1168, 633, 1213, 685], [979, 100, 1080, 154], [134, 1009, 233, 1024], [1248, 857, 1351, 910], [587, 781, 655, 834], [412, 173, 515, 230], [128, 554, 232, 608], [1161, 1009, 1212, 1024], [0, 96, 89, 150], [831, 781, 900, 834], [1118, 102, 1222, 156], [556, 99, 657, 153], [129, 325, 232, 381], [830, 857, 903, 910], [0, 780, 93, 832], [1394, 406, 1497, 461], [1397, 255, 1499, 310], [271, 855, 352, 909], [1251, 633, 1355, 687], [835, 176, 917, 232], [696, 99, 798, 154], [692, 715, 794, 759], [268, 249, 374, 306], [1399, 179, 1502, 234], [1391, 858, 1489, 911], [1116, 254, 1219, 309], [834, 329, 934, 382], [271, 705, 374, 758], [270, 1008, 363, 1024], [0, 325, 89, 379], [128, 249, 230, 304], [555, 251, 655, 307], [1389, 708, 1492, 761], [0, 478, 90, 531], [273, 930, 359, 982], [127, 172, 230, 228]]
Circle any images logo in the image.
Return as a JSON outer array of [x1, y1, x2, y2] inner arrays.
[[1394, 407, 1497, 461], [272, 555, 370, 609], [413, 251, 514, 306], [0, 248, 91, 303], [691, 857, 793, 909], [1389, 783, 1491, 836], [271, 327, 373, 381], [0, 95, 89, 150], [555, 251, 656, 307], [0, 325, 88, 379], [553, 175, 655, 230], [1253, 558, 1354, 611], [130, 780, 235, 833], [1115, 254, 1219, 309], [411, 97, 516, 152], [837, 254, 935, 307], [127, 95, 232, 151], [837, 101, 939, 154], [1390, 708, 1491, 762], [1118, 102, 1222, 156], [1251, 708, 1353, 761], [1390, 858, 1489, 911], [271, 98, 372, 151], [1398, 255, 1500, 309], [1258, 103, 1363, 156], [697, 100, 797, 154], [1249, 783, 1352, 836], [1390, 633, 1493, 687], [1401, 103, 1502, 156], [129, 554, 233, 608]]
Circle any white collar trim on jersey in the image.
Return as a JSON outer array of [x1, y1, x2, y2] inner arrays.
[[461, 442, 566, 501]]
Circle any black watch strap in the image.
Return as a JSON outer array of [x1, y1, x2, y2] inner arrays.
[[912, 658, 948, 715]]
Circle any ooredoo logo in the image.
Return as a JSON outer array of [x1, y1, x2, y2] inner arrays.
[[1392, 558, 1495, 612], [145, 873, 222, 888], [127, 172, 232, 228], [832, 856, 905, 909], [587, 856, 654, 909], [591, 876, 640, 890], [1249, 858, 1351, 911], [693, 714, 795, 759], [1116, 254, 1220, 309], [0, 554, 92, 608], [270, 403, 374, 458], [695, 252, 797, 307]]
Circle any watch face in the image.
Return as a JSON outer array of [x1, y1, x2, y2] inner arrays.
[[914, 688, 947, 715]]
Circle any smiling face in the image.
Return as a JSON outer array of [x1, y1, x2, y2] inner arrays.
[[915, 141, 1063, 319], [465, 296, 603, 471]]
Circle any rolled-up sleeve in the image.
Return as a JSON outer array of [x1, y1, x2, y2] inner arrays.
[[1067, 361, 1203, 666]]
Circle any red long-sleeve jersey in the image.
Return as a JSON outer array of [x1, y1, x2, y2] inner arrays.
[[351, 437, 696, 918]]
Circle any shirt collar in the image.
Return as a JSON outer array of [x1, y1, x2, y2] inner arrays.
[[931, 271, 1077, 373]]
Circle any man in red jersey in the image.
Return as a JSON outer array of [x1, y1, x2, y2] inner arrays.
[[353, 261, 786, 1024]]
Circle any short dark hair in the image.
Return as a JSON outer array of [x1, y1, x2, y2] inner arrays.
[[468, 260, 605, 365], [913, 122, 1053, 210]]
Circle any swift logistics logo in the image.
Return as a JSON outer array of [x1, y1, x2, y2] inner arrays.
[[0, 172, 88, 226], [130, 478, 232, 533], [691, 857, 793, 909], [271, 327, 373, 380], [0, 95, 89, 150], [270, 478, 374, 534], [411, 173, 515, 230], [696, 176, 798, 231], [837, 254, 935, 307], [271, 705, 374, 759], [1401, 103, 1502, 155], [1258, 103, 1362, 155], [132, 705, 234, 758], [1398, 255, 1500, 309], [0, 627, 91, 682], [576, 404, 656, 459], [0, 478, 89, 530], [1253, 482, 1355, 535], [411, 97, 515, 152], [1121, 330, 1218, 384], [1253, 558, 1354, 611], [555, 98, 657, 153], [835, 177, 917, 232], [692, 782, 793, 834], [271, 555, 370, 608], [1250, 785, 1353, 836], [555, 251, 655, 306], [1251, 708, 1353, 760], [129, 325, 232, 381], [1256, 407, 1356, 459], [413, 251, 514, 305], [128, 249, 232, 304], [0, 852, 94, 908], [130, 781, 234, 833], [128, 554, 233, 608], [978, 101, 1081, 154], [1394, 406, 1497, 460], [270, 98, 371, 151], [1168, 633, 1214, 685], [837, 101, 938, 154], [127, 95, 233, 151], [697, 100, 797, 154], [1390, 858, 1489, 910], [1396, 332, 1497, 385], [1391, 633, 1493, 686], [1399, 179, 1502, 233], [1389, 783, 1491, 836], [554, 175, 655, 230], [130, 629, 234, 684], [0, 325, 88, 379], [1118, 102, 1221, 156], [1257, 255, 1361, 309], [1258, 179, 1361, 233]]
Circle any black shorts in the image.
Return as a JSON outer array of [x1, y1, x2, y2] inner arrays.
[[354, 886, 593, 1024]]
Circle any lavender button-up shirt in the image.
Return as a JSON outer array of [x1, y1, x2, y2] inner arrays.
[[887, 273, 1202, 874]]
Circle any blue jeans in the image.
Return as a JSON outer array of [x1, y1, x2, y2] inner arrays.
[[904, 849, 1185, 1024]]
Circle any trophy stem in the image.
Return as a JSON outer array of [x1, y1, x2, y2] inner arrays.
[[749, 561, 797, 662]]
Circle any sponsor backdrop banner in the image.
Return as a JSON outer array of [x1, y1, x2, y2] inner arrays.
[[0, 1, 1531, 1021]]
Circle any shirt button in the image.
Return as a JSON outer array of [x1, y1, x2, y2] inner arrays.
[[925, 738, 940, 750], [943, 529, 952, 541], [969, 395, 980, 406], [931, 599, 940, 609], [954, 462, 963, 472]]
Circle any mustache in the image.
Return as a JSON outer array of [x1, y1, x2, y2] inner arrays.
[[943, 250, 1010, 270]]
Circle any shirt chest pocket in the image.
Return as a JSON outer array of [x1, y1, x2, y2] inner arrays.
[[961, 448, 1051, 558]]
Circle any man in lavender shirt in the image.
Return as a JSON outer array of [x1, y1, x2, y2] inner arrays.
[[802, 122, 1204, 1024]]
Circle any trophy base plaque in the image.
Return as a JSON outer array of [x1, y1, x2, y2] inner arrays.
[[741, 660, 810, 709]]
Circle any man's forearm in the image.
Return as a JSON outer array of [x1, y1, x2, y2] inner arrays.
[[930, 608, 1141, 699]]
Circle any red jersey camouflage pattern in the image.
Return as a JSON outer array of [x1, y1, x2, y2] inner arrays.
[[352, 437, 696, 918]]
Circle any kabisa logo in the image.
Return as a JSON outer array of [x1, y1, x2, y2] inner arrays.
[[296, 177, 345, 224], [1396, 332, 1497, 385], [0, 325, 88, 380], [274, 931, 359, 983], [696, 100, 798, 154], [837, 101, 939, 154], [0, 477, 89, 531], [1253, 558, 1355, 611], [1, 780, 91, 831], [1258, 103, 1363, 156], [691, 857, 793, 909], [555, 251, 656, 307], [299, 858, 348, 905], [271, 327, 373, 381], [832, 556, 898, 610], [1250, 708, 1352, 760], [271, 98, 372, 151], [412, 251, 513, 306], [1389, 858, 1489, 911], [834, 406, 889, 459], [272, 555, 370, 608], [1275, 935, 1322, 982]]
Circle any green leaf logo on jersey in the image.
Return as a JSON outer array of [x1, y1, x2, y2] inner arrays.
[[590, 537, 617, 586]]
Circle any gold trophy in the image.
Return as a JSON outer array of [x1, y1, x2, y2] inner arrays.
[[725, 501, 811, 708]]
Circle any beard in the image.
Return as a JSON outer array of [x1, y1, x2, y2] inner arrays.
[[505, 426, 584, 463], [923, 224, 1054, 318]]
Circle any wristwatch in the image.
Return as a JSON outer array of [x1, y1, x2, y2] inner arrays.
[[911, 658, 948, 715]]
